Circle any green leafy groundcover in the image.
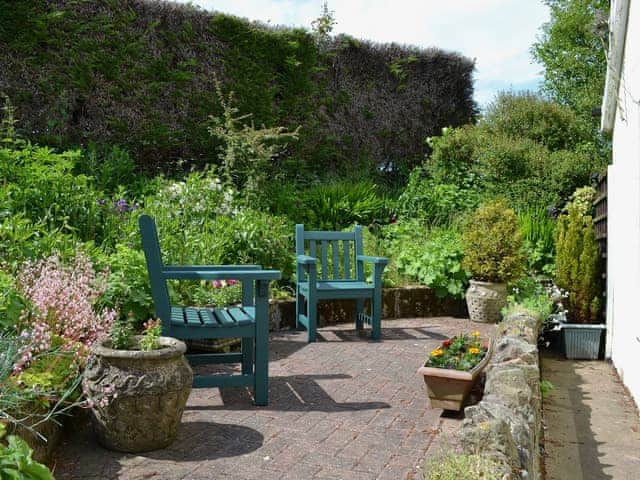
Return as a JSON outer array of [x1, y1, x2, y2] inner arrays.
[[0, 425, 54, 480]]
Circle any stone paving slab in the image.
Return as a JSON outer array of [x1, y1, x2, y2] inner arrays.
[[53, 318, 494, 480], [542, 352, 640, 480]]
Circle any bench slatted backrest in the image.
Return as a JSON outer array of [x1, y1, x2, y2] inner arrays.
[[296, 224, 363, 282], [139, 215, 173, 333]]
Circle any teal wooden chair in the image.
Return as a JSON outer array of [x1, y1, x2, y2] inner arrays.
[[139, 215, 281, 406], [295, 224, 389, 342]]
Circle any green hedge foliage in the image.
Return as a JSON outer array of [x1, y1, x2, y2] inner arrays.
[[0, 0, 475, 177]]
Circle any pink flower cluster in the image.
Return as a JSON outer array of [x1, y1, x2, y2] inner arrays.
[[14, 254, 118, 373], [211, 279, 239, 288]]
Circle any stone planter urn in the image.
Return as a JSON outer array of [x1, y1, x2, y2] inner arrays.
[[465, 280, 507, 323], [417, 341, 492, 411], [83, 336, 193, 453]]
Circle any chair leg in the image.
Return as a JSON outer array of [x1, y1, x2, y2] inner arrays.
[[307, 298, 317, 342], [254, 282, 269, 406], [296, 292, 304, 331], [241, 337, 253, 375], [371, 294, 382, 341], [355, 299, 364, 330]]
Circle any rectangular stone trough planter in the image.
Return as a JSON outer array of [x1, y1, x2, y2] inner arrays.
[[417, 342, 493, 412], [562, 323, 605, 360]]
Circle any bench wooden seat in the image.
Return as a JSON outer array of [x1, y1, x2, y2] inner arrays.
[[139, 215, 280, 405], [295, 224, 388, 342]]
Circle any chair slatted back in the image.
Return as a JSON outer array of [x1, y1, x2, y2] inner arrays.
[[295, 224, 363, 282]]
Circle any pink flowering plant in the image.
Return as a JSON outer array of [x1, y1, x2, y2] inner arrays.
[[14, 254, 117, 373]]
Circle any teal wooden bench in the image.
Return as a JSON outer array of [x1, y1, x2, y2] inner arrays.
[[295, 224, 389, 342], [139, 215, 281, 406]]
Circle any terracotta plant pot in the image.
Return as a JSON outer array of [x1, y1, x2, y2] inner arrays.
[[465, 280, 507, 323], [417, 341, 492, 411], [83, 336, 193, 453]]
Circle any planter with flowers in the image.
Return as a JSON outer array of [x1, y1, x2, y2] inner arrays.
[[554, 187, 605, 359], [417, 332, 492, 411], [83, 318, 193, 453], [461, 199, 525, 323]]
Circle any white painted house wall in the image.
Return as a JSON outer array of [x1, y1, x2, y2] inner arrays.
[[602, 0, 640, 407]]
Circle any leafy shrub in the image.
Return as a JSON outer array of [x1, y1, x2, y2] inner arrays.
[[271, 180, 391, 230], [518, 207, 556, 275], [503, 276, 553, 320], [79, 143, 138, 194], [98, 244, 154, 325], [0, 424, 54, 480], [425, 126, 480, 185], [0, 271, 27, 332], [483, 91, 587, 152], [209, 78, 299, 201], [396, 225, 468, 298], [461, 199, 525, 283], [423, 122, 605, 211], [397, 166, 480, 225], [555, 188, 600, 323], [424, 452, 502, 480], [0, 143, 104, 242]]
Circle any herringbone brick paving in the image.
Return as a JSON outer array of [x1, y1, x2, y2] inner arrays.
[[54, 318, 495, 480]]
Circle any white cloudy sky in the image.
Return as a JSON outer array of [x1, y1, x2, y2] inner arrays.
[[180, 0, 550, 106]]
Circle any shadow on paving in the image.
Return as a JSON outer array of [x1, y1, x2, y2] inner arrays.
[[318, 326, 449, 342], [186, 373, 391, 412], [54, 421, 263, 479], [542, 351, 613, 480]]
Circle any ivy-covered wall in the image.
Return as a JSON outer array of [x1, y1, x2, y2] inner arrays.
[[0, 0, 476, 175]]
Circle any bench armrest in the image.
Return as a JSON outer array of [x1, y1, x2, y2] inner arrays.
[[356, 255, 389, 265], [296, 255, 318, 265], [162, 269, 281, 281]]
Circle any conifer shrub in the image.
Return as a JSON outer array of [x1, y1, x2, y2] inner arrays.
[[555, 187, 600, 323], [461, 199, 525, 283]]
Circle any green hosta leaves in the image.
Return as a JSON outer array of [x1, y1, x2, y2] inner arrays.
[[396, 227, 469, 298], [0, 434, 54, 480]]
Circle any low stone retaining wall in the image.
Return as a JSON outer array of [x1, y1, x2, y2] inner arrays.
[[458, 310, 543, 480], [269, 286, 467, 330]]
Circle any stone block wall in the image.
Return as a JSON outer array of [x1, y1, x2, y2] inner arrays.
[[458, 310, 543, 480], [269, 286, 467, 330]]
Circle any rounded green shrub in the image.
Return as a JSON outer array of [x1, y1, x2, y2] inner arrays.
[[461, 199, 525, 283]]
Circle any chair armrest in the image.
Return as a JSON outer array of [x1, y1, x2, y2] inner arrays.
[[162, 269, 281, 281], [356, 255, 389, 265], [163, 265, 261, 273], [296, 255, 318, 265]]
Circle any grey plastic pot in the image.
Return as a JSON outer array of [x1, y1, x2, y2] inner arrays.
[[561, 324, 605, 360]]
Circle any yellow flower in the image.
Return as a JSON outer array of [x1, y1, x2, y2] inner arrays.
[[471, 331, 481, 338], [469, 347, 481, 355], [430, 348, 444, 357]]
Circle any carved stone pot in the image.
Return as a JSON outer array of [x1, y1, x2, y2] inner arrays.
[[83, 336, 193, 453], [465, 280, 507, 323]]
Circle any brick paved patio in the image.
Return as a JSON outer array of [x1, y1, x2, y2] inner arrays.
[[53, 317, 495, 480]]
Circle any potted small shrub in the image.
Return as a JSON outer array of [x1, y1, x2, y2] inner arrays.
[[83, 318, 193, 453], [461, 199, 525, 323], [417, 332, 492, 411], [554, 187, 604, 359]]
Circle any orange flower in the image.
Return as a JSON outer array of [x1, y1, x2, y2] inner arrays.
[[469, 347, 481, 355], [442, 339, 452, 348], [430, 348, 444, 357]]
